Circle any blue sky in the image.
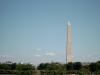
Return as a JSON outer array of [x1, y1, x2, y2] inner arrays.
[[0, 0, 100, 64]]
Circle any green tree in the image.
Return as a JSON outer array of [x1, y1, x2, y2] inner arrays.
[[37, 63, 44, 70], [11, 63, 16, 70], [37, 62, 63, 70], [16, 63, 35, 71], [89, 63, 96, 73], [96, 61, 100, 63], [67, 62, 73, 70], [47, 62, 63, 70], [73, 62, 82, 70], [96, 61, 100, 73], [0, 63, 11, 70], [37, 63, 48, 70]]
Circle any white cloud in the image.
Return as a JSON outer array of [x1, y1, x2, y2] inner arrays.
[[33, 48, 42, 51], [34, 54, 41, 57], [45, 52, 56, 56], [33, 48, 48, 51], [36, 48, 41, 51]]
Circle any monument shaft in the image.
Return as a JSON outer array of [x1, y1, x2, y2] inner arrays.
[[67, 21, 72, 63]]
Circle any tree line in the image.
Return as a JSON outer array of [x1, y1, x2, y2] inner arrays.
[[0, 61, 100, 75], [0, 61, 35, 75]]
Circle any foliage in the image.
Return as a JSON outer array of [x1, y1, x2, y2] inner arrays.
[[66, 62, 73, 70], [37, 62, 63, 70], [16, 63, 35, 71], [89, 63, 96, 72], [96, 61, 100, 71], [11, 63, 16, 70], [0, 62, 35, 74], [73, 62, 82, 70], [0, 60, 100, 74], [0, 63, 11, 70]]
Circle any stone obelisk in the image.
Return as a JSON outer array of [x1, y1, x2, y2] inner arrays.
[[66, 21, 72, 63]]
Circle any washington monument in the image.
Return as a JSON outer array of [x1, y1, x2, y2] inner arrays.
[[66, 21, 72, 63]]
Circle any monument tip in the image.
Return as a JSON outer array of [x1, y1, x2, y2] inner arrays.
[[68, 21, 71, 26]]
